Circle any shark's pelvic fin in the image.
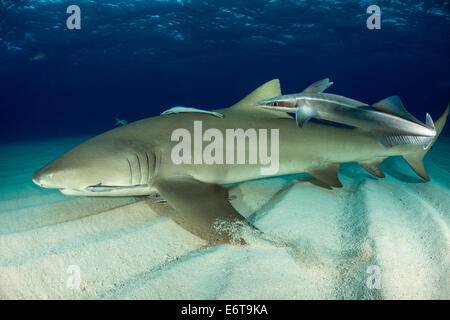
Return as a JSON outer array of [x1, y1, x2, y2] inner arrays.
[[307, 163, 342, 188], [402, 104, 449, 181], [372, 96, 422, 125], [302, 78, 334, 94], [153, 176, 257, 245], [308, 179, 333, 190], [161, 106, 224, 118], [295, 106, 316, 127], [358, 160, 386, 178]]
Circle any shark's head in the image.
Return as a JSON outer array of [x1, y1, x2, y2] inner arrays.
[[32, 137, 155, 196], [254, 94, 297, 110]]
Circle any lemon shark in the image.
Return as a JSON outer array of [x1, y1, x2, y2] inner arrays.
[[32, 79, 449, 244]]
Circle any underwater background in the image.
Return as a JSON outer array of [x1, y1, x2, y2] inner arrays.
[[1, 0, 449, 141], [0, 0, 449, 300]]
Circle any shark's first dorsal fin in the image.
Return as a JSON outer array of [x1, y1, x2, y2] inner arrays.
[[372, 96, 422, 124], [229, 79, 291, 118], [231, 79, 281, 109], [302, 78, 334, 93]]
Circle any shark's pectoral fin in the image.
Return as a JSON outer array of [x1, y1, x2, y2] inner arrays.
[[153, 176, 257, 245], [295, 106, 316, 128], [358, 160, 386, 178], [307, 163, 342, 188]]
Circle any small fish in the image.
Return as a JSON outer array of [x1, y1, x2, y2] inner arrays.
[[29, 53, 46, 63], [161, 106, 224, 118], [86, 183, 146, 192], [255, 78, 436, 149], [114, 117, 128, 126]]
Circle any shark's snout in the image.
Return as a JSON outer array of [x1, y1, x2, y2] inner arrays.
[[32, 166, 59, 189], [31, 172, 41, 187]]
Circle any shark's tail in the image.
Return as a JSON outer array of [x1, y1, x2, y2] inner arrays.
[[114, 117, 120, 126], [402, 104, 449, 181]]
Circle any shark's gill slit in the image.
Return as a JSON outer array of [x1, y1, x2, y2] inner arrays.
[[151, 151, 158, 180], [145, 152, 150, 183], [126, 157, 133, 185], [136, 153, 142, 185]]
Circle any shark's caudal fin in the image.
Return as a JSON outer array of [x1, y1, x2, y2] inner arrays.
[[402, 104, 449, 181], [230, 79, 292, 119]]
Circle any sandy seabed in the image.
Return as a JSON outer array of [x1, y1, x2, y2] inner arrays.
[[0, 136, 449, 299]]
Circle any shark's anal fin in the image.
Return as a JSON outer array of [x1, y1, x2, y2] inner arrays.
[[295, 106, 316, 128], [358, 160, 386, 178], [161, 107, 224, 118], [153, 176, 257, 245], [307, 163, 342, 188], [302, 78, 334, 93]]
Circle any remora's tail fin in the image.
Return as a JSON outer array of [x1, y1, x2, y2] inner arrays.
[[402, 104, 449, 181], [114, 117, 120, 126], [425, 113, 435, 130]]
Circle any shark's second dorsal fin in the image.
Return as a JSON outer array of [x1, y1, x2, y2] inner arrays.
[[302, 78, 334, 93], [372, 96, 422, 124], [229, 79, 292, 119]]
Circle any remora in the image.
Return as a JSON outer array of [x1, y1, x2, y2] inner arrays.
[[255, 78, 437, 149]]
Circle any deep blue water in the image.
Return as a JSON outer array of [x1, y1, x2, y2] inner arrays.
[[1, 0, 449, 143]]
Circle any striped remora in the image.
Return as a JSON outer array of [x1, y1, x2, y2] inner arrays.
[[254, 78, 437, 149]]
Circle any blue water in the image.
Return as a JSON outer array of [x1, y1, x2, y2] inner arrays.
[[1, 0, 449, 143]]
